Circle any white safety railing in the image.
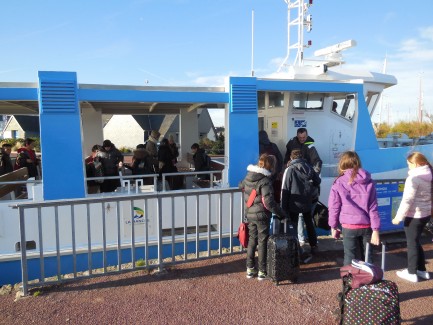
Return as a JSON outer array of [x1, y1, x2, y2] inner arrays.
[[12, 187, 244, 295]]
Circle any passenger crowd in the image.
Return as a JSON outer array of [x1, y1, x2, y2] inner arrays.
[[84, 131, 211, 194], [241, 128, 432, 283]]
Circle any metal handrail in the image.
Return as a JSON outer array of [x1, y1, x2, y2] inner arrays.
[[12, 187, 244, 295]]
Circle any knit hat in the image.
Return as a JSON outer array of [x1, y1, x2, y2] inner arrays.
[[150, 130, 160, 139]]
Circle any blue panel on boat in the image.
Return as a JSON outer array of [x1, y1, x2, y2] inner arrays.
[[38, 71, 85, 200], [375, 180, 404, 232]]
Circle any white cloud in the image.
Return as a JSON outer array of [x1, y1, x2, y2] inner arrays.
[[419, 26, 433, 41]]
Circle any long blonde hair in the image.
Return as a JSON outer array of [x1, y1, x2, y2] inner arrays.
[[338, 151, 362, 184]]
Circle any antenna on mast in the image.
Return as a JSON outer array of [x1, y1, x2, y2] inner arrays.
[[278, 0, 313, 72]]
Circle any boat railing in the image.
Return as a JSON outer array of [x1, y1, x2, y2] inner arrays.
[[87, 169, 225, 193], [11, 186, 244, 295]]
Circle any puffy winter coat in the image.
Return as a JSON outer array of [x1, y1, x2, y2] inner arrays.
[[328, 168, 380, 230], [394, 165, 432, 222], [240, 165, 287, 222]]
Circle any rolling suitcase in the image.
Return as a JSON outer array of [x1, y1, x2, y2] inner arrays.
[[267, 220, 300, 285], [339, 242, 401, 325]]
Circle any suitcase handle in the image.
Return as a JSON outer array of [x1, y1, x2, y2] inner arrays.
[[272, 217, 296, 236], [365, 241, 386, 272]]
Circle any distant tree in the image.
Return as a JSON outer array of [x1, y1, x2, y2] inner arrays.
[[199, 135, 225, 155], [374, 123, 392, 138], [393, 121, 433, 138], [375, 121, 433, 138]]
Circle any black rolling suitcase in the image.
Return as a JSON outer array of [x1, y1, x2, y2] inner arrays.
[[339, 242, 401, 325], [267, 220, 300, 285]]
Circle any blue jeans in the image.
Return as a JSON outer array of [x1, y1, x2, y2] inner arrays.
[[404, 216, 430, 274], [298, 202, 318, 244], [341, 227, 372, 266]]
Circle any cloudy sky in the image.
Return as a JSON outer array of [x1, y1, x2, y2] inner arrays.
[[0, 0, 432, 126]]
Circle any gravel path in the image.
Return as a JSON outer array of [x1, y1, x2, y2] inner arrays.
[[1, 235, 432, 325]]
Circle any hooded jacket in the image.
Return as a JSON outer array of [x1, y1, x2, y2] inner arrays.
[[258, 131, 283, 174], [240, 165, 287, 221], [328, 168, 380, 230], [131, 148, 154, 175], [281, 158, 321, 214], [394, 165, 432, 222], [284, 135, 322, 173]]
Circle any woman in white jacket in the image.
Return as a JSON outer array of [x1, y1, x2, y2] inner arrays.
[[393, 152, 432, 282]]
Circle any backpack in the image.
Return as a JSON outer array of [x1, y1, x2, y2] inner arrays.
[[313, 201, 331, 230]]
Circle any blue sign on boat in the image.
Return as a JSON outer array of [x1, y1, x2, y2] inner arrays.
[[294, 120, 307, 127], [375, 180, 405, 232]]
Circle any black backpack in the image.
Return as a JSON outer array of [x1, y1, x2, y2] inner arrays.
[[313, 201, 331, 230]]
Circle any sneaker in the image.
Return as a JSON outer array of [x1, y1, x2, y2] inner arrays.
[[301, 253, 313, 264], [417, 270, 431, 280], [352, 259, 375, 275], [396, 269, 418, 283], [257, 271, 267, 281], [246, 268, 257, 279]]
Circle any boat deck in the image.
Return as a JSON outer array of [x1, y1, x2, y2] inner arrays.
[[1, 233, 433, 324]]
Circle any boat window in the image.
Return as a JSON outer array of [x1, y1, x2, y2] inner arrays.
[[268, 92, 284, 108], [329, 94, 356, 120], [365, 92, 380, 116], [293, 93, 323, 110], [339, 94, 356, 120], [257, 91, 265, 110]]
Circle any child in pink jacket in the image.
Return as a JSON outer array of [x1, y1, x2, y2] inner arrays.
[[328, 151, 380, 266]]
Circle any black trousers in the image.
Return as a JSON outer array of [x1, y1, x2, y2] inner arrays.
[[341, 227, 372, 266], [404, 216, 430, 274], [246, 219, 270, 273]]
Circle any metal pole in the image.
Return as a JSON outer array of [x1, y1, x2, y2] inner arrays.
[[19, 207, 28, 296]]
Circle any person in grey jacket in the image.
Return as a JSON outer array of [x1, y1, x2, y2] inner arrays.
[[240, 154, 287, 280], [392, 152, 432, 282], [281, 149, 321, 251]]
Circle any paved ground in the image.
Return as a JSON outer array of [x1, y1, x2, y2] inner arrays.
[[1, 233, 433, 325]]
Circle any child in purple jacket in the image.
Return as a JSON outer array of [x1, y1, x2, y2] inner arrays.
[[328, 151, 380, 265]]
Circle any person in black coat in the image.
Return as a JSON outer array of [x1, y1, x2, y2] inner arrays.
[[281, 149, 321, 251], [283, 128, 322, 174], [158, 138, 179, 189], [100, 139, 124, 192], [0, 143, 14, 176], [240, 153, 287, 280], [124, 144, 155, 185], [259, 130, 284, 203], [191, 143, 210, 181]]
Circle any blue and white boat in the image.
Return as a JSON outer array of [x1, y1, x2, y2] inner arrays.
[[0, 0, 429, 290]]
